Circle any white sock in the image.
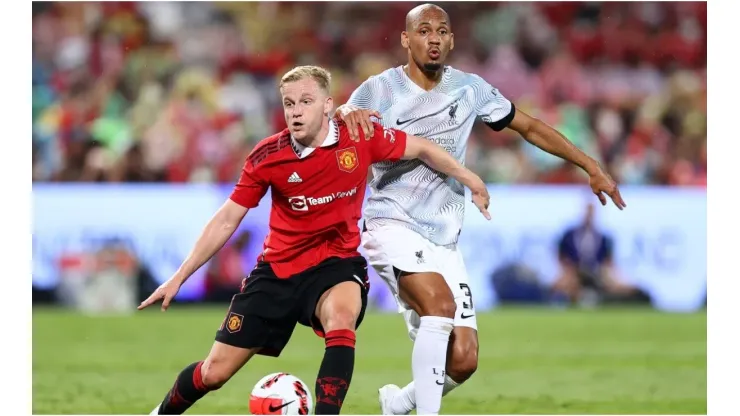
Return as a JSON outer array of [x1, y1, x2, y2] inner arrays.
[[391, 375, 460, 414], [411, 316, 454, 415]]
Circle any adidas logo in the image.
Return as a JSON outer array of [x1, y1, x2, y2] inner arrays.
[[288, 172, 302, 183]]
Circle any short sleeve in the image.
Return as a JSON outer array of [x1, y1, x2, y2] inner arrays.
[[470, 74, 516, 132], [229, 155, 270, 209], [346, 76, 391, 115], [365, 122, 408, 163]]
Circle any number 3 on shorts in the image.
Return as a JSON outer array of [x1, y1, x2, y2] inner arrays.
[[459, 283, 474, 319]]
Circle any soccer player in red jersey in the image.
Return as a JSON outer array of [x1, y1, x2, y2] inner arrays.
[[139, 65, 491, 415]]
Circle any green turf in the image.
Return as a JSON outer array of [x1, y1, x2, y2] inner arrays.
[[32, 306, 706, 414]]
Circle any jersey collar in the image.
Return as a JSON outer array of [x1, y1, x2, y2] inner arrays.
[[290, 118, 338, 159]]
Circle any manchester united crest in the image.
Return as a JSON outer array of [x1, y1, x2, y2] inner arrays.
[[226, 312, 243, 333], [336, 147, 358, 173]]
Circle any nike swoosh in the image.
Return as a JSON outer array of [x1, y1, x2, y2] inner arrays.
[[460, 313, 474, 319], [435, 379, 445, 385], [396, 118, 413, 126], [268, 400, 295, 412]]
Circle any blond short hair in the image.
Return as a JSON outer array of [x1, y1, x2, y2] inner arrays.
[[279, 65, 332, 93]]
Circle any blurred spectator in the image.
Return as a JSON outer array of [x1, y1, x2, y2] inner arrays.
[[55, 237, 159, 313], [32, 1, 706, 186], [552, 202, 650, 306], [491, 263, 549, 304]]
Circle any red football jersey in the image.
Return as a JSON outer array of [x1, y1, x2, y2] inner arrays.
[[230, 119, 408, 278]]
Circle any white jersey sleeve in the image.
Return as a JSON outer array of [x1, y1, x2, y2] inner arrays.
[[469, 74, 516, 131], [346, 76, 393, 114]]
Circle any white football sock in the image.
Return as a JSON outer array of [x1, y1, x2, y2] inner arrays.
[[390, 375, 460, 414], [411, 316, 454, 415]]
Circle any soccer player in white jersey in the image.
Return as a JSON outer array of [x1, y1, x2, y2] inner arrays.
[[335, 4, 627, 415]]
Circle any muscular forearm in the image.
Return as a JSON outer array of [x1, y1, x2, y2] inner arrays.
[[522, 119, 599, 175], [407, 137, 480, 188], [174, 201, 247, 283]]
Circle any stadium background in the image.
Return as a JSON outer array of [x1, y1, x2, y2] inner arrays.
[[31, 1, 707, 414]]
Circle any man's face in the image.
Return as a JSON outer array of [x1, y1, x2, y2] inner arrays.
[[402, 8, 454, 72], [280, 77, 332, 141]]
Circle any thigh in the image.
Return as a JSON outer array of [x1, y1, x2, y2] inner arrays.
[[362, 226, 445, 312], [314, 281, 363, 333], [215, 263, 300, 357], [297, 256, 369, 338]]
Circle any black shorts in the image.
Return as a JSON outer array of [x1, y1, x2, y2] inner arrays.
[[215, 256, 369, 357]]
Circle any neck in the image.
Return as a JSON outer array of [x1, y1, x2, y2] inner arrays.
[[405, 61, 444, 91], [295, 118, 330, 148]]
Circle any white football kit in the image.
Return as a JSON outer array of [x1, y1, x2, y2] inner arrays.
[[348, 65, 515, 339]]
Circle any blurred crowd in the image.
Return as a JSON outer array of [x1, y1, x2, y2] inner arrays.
[[32, 1, 707, 186]]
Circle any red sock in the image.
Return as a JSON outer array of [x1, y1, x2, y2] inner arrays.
[[157, 361, 212, 414]]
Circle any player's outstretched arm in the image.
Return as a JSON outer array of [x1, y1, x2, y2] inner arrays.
[[402, 135, 491, 220], [169, 199, 248, 283], [138, 199, 249, 311], [507, 110, 626, 210]]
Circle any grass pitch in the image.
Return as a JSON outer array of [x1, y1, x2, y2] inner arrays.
[[32, 306, 706, 414]]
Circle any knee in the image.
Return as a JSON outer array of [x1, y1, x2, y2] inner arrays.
[[322, 306, 359, 332], [318, 282, 362, 332], [399, 273, 456, 319], [200, 358, 233, 390], [419, 296, 457, 319], [446, 338, 478, 382]]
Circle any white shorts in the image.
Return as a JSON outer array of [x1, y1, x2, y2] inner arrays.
[[361, 224, 478, 341]]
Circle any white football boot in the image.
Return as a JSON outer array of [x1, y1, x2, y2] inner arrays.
[[378, 384, 409, 415]]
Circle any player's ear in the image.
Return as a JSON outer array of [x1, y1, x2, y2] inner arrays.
[[401, 31, 409, 49], [324, 96, 334, 116], [449, 33, 454, 51]]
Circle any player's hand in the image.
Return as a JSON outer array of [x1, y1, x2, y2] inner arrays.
[[138, 277, 184, 312], [588, 164, 626, 210], [469, 178, 491, 220], [336, 105, 381, 142]]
